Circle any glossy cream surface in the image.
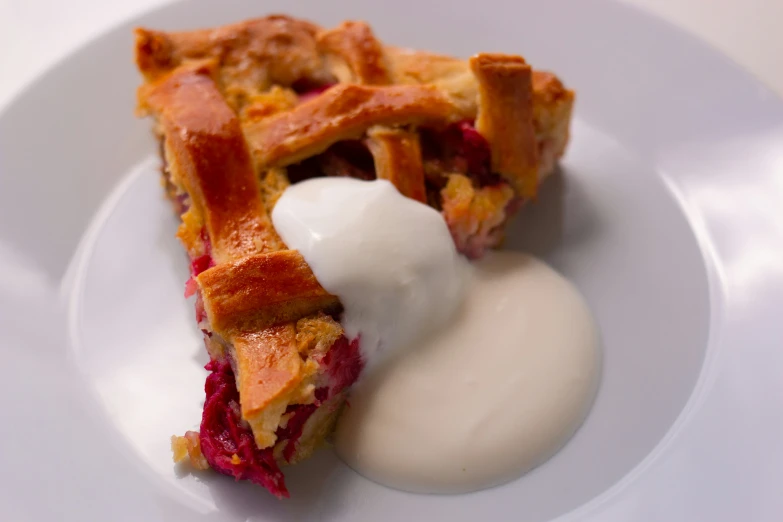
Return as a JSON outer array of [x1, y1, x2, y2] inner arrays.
[[272, 178, 469, 368], [335, 252, 600, 493], [272, 178, 600, 493]]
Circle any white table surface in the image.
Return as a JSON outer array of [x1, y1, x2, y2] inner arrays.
[[1, 0, 783, 111]]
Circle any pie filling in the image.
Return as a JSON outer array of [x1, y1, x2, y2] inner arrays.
[[198, 358, 288, 497], [186, 331, 362, 498], [179, 235, 366, 495]]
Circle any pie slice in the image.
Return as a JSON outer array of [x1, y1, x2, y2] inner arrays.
[[135, 15, 574, 497]]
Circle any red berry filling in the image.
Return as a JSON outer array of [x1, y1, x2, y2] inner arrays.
[[184, 230, 215, 298], [287, 140, 376, 184], [184, 278, 199, 299], [197, 335, 363, 497], [198, 359, 289, 498], [420, 120, 500, 188], [455, 121, 493, 181], [322, 335, 363, 396], [277, 403, 318, 463], [294, 82, 336, 103], [190, 254, 213, 276]]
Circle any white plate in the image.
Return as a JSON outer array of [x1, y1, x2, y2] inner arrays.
[[2, 0, 783, 520]]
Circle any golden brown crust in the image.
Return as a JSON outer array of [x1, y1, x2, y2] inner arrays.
[[232, 326, 302, 418], [384, 47, 479, 117], [295, 313, 344, 358], [387, 47, 574, 166], [317, 21, 390, 84], [234, 321, 325, 448], [531, 72, 575, 177], [366, 126, 427, 202], [171, 431, 210, 470], [140, 64, 283, 263], [176, 208, 205, 259], [140, 64, 336, 450], [470, 53, 539, 198], [197, 250, 339, 335], [239, 86, 299, 124], [135, 16, 323, 80], [385, 47, 472, 86], [136, 17, 574, 189], [135, 16, 332, 110], [244, 83, 462, 169], [259, 167, 291, 210], [441, 173, 515, 259]]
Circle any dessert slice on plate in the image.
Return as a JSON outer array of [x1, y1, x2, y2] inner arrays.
[[134, 15, 574, 497]]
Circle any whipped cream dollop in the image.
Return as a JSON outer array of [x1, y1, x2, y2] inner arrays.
[[271, 178, 469, 367]]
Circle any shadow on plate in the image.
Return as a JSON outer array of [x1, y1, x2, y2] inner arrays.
[[169, 449, 352, 521], [505, 165, 599, 259]]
